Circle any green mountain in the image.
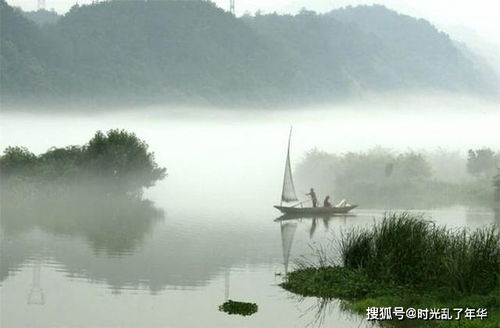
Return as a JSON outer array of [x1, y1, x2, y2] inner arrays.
[[0, 1, 54, 97], [0, 1, 497, 107], [327, 5, 488, 91]]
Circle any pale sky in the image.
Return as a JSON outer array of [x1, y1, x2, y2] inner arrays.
[[6, 0, 500, 46]]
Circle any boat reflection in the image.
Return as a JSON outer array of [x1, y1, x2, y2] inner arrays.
[[310, 218, 317, 239], [277, 213, 357, 275], [275, 213, 357, 222], [280, 221, 297, 275]]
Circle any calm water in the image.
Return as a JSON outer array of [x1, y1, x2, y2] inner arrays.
[[1, 101, 499, 327]]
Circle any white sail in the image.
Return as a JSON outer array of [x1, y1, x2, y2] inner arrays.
[[281, 128, 298, 203]]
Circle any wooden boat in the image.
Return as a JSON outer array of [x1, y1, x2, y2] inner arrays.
[[274, 212, 357, 223], [274, 204, 357, 215], [274, 127, 357, 216]]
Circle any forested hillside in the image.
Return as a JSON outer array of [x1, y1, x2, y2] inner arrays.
[[327, 5, 486, 91], [1, 0, 497, 107], [0, 1, 54, 97], [22, 8, 60, 26]]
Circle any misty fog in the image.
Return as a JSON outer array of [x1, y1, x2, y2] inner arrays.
[[1, 0, 500, 327], [1, 95, 498, 211]]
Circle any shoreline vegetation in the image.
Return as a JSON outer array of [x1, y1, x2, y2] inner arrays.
[[296, 147, 500, 208], [281, 213, 500, 327], [0, 129, 166, 196]]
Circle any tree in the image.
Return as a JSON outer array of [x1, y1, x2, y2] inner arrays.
[[295, 148, 339, 194], [494, 169, 500, 202], [37, 146, 83, 180], [393, 152, 432, 180], [81, 129, 166, 191], [0, 146, 37, 177], [467, 148, 497, 178]]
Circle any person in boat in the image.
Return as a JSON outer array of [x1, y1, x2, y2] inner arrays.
[[323, 196, 332, 208], [306, 188, 318, 207]]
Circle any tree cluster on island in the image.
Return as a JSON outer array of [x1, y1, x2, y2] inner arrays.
[[0, 129, 166, 194]]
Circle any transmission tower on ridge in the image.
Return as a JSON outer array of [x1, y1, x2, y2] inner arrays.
[[37, 0, 46, 10], [229, 0, 235, 15]]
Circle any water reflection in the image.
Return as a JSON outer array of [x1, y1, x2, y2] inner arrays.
[[0, 187, 164, 291], [299, 295, 432, 328], [1, 191, 497, 327], [1, 189, 164, 257], [310, 219, 318, 239], [1, 188, 281, 293], [224, 270, 230, 301], [277, 214, 355, 275], [280, 221, 297, 275], [27, 259, 44, 305], [294, 296, 370, 328]]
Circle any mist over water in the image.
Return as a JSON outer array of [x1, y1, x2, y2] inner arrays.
[[1, 96, 499, 328], [1, 96, 498, 211]]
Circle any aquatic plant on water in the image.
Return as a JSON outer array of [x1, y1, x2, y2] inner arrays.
[[219, 300, 258, 316]]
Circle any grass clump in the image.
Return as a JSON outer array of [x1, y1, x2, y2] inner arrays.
[[219, 300, 258, 316], [339, 212, 500, 295]]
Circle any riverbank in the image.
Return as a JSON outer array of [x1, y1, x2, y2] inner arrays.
[[281, 213, 500, 327], [282, 266, 499, 327]]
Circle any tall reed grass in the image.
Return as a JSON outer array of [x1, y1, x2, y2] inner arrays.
[[339, 213, 500, 295]]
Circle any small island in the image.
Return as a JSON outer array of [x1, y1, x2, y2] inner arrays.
[[0, 129, 166, 195], [281, 213, 499, 327]]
